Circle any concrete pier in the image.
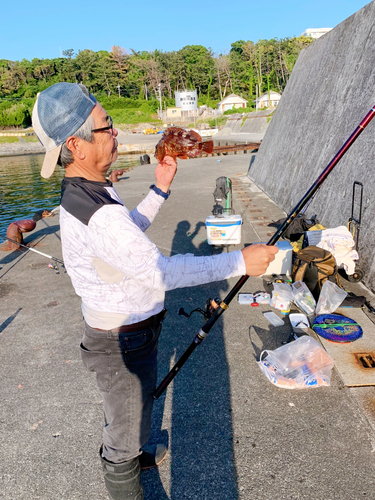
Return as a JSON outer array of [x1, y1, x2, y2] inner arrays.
[[2, 155, 375, 499]]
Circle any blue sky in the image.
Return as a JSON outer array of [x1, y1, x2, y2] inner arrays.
[[0, 0, 371, 61]]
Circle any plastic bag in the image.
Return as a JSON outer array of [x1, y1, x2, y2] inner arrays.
[[292, 280, 316, 315], [257, 336, 334, 389], [270, 283, 293, 313], [315, 281, 347, 316]]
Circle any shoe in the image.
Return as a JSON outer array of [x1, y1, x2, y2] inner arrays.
[[100, 447, 143, 500], [139, 443, 168, 470]]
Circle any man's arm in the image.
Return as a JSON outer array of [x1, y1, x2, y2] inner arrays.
[[129, 155, 178, 231], [88, 206, 278, 291]]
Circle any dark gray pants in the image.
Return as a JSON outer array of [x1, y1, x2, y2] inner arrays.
[[80, 316, 163, 464]]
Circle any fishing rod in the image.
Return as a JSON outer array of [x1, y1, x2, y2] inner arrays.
[[2, 236, 64, 265], [153, 104, 375, 400]]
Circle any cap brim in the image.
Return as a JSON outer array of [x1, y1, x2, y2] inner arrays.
[[41, 145, 62, 179]]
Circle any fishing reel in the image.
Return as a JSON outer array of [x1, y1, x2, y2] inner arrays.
[[48, 262, 60, 274], [178, 297, 221, 322], [48, 262, 66, 274]]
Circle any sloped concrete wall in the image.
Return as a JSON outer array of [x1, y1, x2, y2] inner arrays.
[[226, 109, 273, 134], [248, 1, 375, 292]]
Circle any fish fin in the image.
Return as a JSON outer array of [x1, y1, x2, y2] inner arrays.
[[177, 154, 189, 159], [186, 130, 202, 141], [166, 127, 185, 137], [201, 141, 214, 154]]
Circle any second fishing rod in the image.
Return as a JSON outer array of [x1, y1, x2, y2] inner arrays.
[[153, 103, 375, 400]]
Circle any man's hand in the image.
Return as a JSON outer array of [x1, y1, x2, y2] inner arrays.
[[241, 244, 279, 276], [154, 155, 177, 193]]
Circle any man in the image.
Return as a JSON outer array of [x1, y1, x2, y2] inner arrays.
[[32, 82, 278, 500]]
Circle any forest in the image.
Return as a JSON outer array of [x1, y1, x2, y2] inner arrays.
[[0, 37, 313, 128]]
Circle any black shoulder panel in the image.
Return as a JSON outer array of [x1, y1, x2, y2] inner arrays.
[[60, 177, 122, 225]]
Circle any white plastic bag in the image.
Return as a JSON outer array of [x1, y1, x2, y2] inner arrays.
[[315, 281, 347, 316], [257, 336, 334, 389]]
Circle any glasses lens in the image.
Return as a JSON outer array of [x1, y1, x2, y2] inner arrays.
[[108, 116, 113, 132]]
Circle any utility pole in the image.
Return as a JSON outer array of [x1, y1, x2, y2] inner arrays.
[[158, 83, 162, 113], [117, 84, 121, 98]]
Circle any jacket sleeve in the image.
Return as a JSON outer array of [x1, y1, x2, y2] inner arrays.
[[129, 190, 165, 232], [88, 204, 246, 291]]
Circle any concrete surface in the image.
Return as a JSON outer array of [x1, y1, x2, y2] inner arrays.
[[2, 154, 375, 500], [248, 1, 375, 293], [116, 132, 161, 155]]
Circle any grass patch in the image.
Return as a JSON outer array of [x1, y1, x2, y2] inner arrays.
[[208, 116, 227, 128], [22, 135, 39, 142], [0, 136, 20, 143], [111, 108, 162, 125]]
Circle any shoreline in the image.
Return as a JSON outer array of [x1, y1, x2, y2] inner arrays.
[[0, 131, 160, 158]]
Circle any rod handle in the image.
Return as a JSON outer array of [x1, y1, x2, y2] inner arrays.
[[153, 334, 203, 399]]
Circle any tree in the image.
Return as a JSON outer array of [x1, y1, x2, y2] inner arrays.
[[214, 52, 233, 100]]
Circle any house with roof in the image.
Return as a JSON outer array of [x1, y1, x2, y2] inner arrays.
[[217, 94, 248, 113], [301, 28, 332, 39], [254, 91, 282, 109]]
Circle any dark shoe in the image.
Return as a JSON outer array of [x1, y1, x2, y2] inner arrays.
[[139, 443, 168, 470], [100, 448, 143, 500]]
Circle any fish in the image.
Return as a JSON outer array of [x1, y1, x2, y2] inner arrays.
[[155, 127, 214, 161]]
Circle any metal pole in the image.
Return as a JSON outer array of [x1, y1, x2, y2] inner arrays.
[[158, 84, 162, 114], [153, 104, 375, 399]]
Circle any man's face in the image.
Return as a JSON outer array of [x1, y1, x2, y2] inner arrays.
[[84, 104, 118, 179]]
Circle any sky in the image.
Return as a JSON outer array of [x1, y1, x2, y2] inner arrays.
[[0, 0, 372, 61]]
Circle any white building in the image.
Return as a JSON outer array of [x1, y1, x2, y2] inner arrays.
[[254, 91, 281, 109], [301, 28, 332, 39], [217, 94, 248, 113]]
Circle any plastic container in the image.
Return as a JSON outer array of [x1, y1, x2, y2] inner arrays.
[[263, 311, 284, 326], [238, 293, 271, 305], [289, 313, 309, 334], [255, 293, 271, 304], [261, 241, 293, 277], [238, 294, 254, 305], [206, 215, 242, 245]]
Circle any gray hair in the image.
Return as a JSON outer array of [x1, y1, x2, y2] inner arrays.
[[58, 114, 95, 168]]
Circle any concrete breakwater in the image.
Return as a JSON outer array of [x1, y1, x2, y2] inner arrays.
[[249, 1, 375, 293]]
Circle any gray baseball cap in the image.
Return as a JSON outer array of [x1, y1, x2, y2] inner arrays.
[[32, 82, 97, 178]]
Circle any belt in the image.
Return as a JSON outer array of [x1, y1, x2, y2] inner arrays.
[[100, 309, 167, 334]]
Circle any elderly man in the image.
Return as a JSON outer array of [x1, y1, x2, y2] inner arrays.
[[32, 83, 278, 500]]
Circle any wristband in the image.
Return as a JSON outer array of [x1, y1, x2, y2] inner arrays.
[[149, 184, 170, 200]]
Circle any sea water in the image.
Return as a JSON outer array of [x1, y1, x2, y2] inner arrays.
[[0, 154, 140, 238]]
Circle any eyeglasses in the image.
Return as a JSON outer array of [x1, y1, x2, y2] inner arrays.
[[91, 115, 114, 134]]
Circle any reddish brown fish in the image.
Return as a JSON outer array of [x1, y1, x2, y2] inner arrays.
[[155, 127, 214, 161]]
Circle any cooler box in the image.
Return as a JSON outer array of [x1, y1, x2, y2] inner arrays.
[[261, 240, 293, 277], [206, 215, 242, 245]]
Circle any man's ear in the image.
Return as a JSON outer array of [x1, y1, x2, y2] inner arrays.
[[65, 136, 86, 160]]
